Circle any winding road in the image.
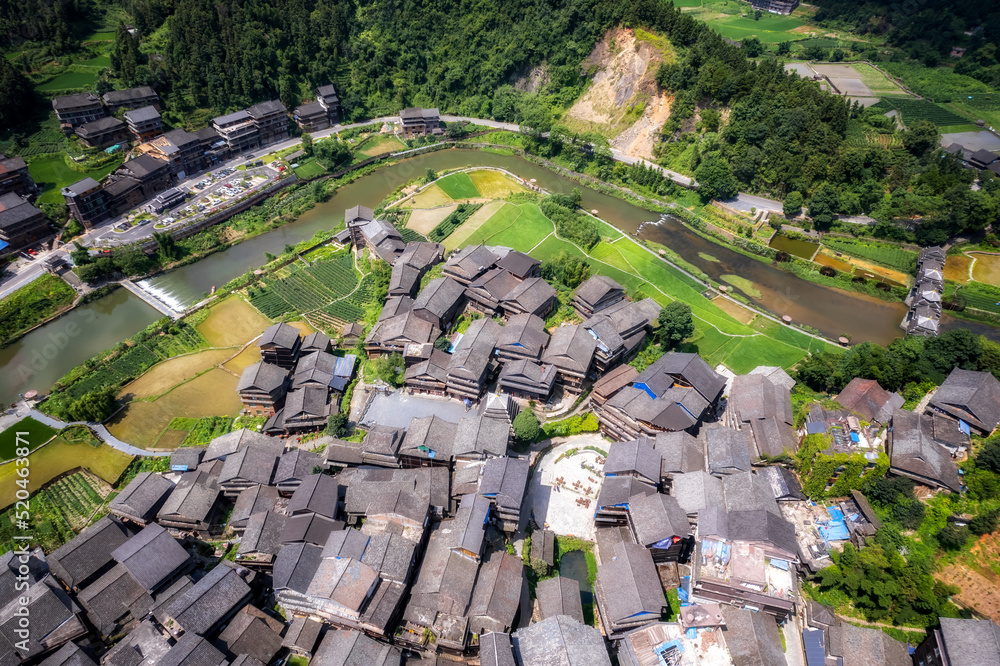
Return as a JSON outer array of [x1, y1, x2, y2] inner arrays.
[[26, 409, 169, 457]]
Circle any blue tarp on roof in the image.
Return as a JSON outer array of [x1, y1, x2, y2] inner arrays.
[[850, 432, 860, 443], [329, 354, 357, 392], [0, 240, 8, 251], [803, 629, 826, 666]]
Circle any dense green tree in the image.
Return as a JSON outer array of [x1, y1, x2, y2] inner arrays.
[[808, 184, 839, 229], [741, 37, 764, 57], [541, 252, 591, 289], [902, 120, 940, 158], [657, 301, 695, 349], [970, 509, 1000, 537], [152, 232, 181, 262], [783, 191, 803, 217], [0, 57, 34, 129], [326, 412, 350, 438], [301, 133, 313, 156], [936, 525, 969, 550], [69, 386, 119, 422], [513, 410, 540, 444], [694, 156, 738, 201]]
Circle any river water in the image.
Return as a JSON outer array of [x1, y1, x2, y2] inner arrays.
[[3, 148, 995, 403]]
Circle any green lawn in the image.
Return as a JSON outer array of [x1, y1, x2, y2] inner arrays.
[[28, 154, 124, 204], [292, 158, 326, 179], [0, 273, 76, 347], [436, 172, 481, 199], [35, 70, 98, 92], [76, 55, 112, 69], [445, 198, 840, 372], [461, 203, 553, 250], [0, 418, 57, 462]]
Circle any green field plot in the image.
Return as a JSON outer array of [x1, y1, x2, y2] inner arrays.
[[483, 205, 553, 250], [292, 158, 326, 179], [957, 282, 1000, 316], [81, 31, 115, 42], [821, 237, 917, 272], [428, 203, 483, 242], [77, 55, 112, 68], [879, 98, 971, 128], [850, 63, 910, 95], [436, 172, 481, 199], [358, 135, 406, 157], [35, 70, 98, 92], [0, 273, 76, 347], [28, 154, 124, 204], [250, 254, 360, 320], [0, 418, 57, 461]]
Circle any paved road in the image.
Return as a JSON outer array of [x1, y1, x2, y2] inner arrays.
[[28, 409, 169, 457]]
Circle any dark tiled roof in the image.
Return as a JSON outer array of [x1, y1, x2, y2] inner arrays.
[[282, 616, 322, 654], [239, 510, 287, 556], [827, 620, 910, 666], [706, 428, 753, 472], [469, 550, 524, 633], [535, 576, 584, 624], [835, 378, 903, 423], [77, 563, 151, 637], [62, 177, 101, 196], [170, 446, 204, 471], [592, 364, 640, 397], [889, 409, 962, 492], [215, 606, 283, 664], [938, 617, 1000, 665], [930, 368, 1000, 433], [76, 116, 125, 135], [109, 472, 174, 522], [494, 250, 540, 278], [39, 642, 97, 666], [123, 105, 161, 123], [541, 324, 597, 373], [204, 428, 279, 462], [514, 615, 611, 666], [758, 466, 806, 501], [627, 492, 689, 547], [100, 620, 170, 666], [635, 352, 725, 405], [273, 543, 323, 593], [574, 275, 624, 308], [259, 322, 301, 349], [287, 472, 341, 517], [652, 431, 705, 475], [605, 438, 662, 483], [230, 484, 279, 528], [720, 606, 787, 666], [158, 471, 221, 523], [480, 631, 517, 666], [312, 628, 402, 665], [246, 99, 287, 118], [479, 457, 529, 512], [413, 277, 466, 319], [121, 153, 168, 178], [670, 470, 724, 515], [52, 93, 101, 110], [48, 516, 131, 589], [163, 564, 251, 636], [157, 632, 228, 666], [102, 87, 156, 104], [111, 523, 189, 592], [280, 513, 343, 545], [220, 441, 280, 486], [275, 448, 324, 485], [594, 541, 664, 626], [596, 475, 655, 510], [497, 313, 549, 357]]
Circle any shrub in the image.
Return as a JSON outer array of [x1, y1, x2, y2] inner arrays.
[[936, 524, 969, 550], [513, 410, 541, 445]]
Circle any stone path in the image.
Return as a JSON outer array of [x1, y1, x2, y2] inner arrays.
[[27, 410, 169, 457]]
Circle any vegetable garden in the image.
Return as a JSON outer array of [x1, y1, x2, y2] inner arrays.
[[0, 471, 112, 553], [428, 203, 483, 242], [876, 99, 970, 128], [248, 252, 361, 320]]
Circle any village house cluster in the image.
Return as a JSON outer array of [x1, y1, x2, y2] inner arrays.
[[901, 246, 945, 336]]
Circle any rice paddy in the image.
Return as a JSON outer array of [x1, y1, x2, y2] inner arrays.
[[197, 297, 272, 347], [971, 253, 1000, 284], [435, 172, 481, 199], [944, 254, 973, 284], [119, 348, 237, 401]]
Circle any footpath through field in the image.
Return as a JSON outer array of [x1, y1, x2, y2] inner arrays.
[[27, 410, 168, 457]]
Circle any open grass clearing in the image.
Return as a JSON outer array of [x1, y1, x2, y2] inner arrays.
[[292, 158, 326, 179], [944, 254, 973, 284], [441, 201, 504, 252], [28, 154, 124, 204], [359, 134, 406, 157], [34, 70, 98, 91], [970, 253, 1000, 284], [0, 417, 57, 462], [0, 273, 76, 347], [119, 348, 237, 401], [711, 296, 757, 325], [81, 31, 115, 42], [0, 438, 133, 509], [197, 296, 273, 347], [405, 183, 453, 208], [107, 368, 243, 448], [699, 252, 720, 263], [407, 205, 458, 235], [468, 169, 528, 199], [435, 172, 481, 199]]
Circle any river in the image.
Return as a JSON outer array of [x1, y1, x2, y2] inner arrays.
[[4, 148, 996, 403], [0, 289, 159, 406]]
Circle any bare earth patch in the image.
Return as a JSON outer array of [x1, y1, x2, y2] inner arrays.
[[938, 532, 1000, 624], [222, 345, 264, 375], [565, 27, 673, 152], [407, 205, 458, 235], [443, 201, 505, 252], [119, 348, 237, 401], [711, 296, 758, 325], [197, 297, 272, 347], [944, 254, 972, 284]]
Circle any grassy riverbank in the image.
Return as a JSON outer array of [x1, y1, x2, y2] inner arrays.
[[0, 273, 76, 348]]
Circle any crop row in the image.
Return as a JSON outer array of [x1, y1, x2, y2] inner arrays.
[[322, 301, 364, 323], [882, 99, 969, 128], [958, 284, 1000, 315], [250, 290, 295, 319], [821, 237, 917, 272], [109, 346, 160, 378], [429, 203, 483, 242]]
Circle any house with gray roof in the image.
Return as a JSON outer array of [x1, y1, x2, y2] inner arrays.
[[405, 348, 451, 396], [497, 359, 558, 400], [100, 619, 170, 666], [443, 244, 501, 285], [514, 614, 611, 666], [722, 471, 780, 516], [102, 86, 159, 112], [604, 438, 662, 487], [219, 441, 281, 498], [346, 204, 374, 246], [670, 470, 725, 519], [541, 324, 597, 393], [341, 465, 451, 523], [495, 250, 540, 278], [706, 427, 753, 476], [48, 516, 133, 591], [453, 410, 511, 461], [496, 313, 549, 362], [480, 632, 517, 666], [282, 616, 323, 658], [358, 218, 405, 263], [390, 242, 445, 297], [639, 352, 726, 406], [76, 563, 152, 638], [280, 513, 343, 546], [259, 322, 302, 369], [291, 350, 337, 390], [157, 631, 228, 666], [108, 472, 175, 525], [271, 386, 332, 434], [720, 606, 788, 666], [530, 529, 556, 571], [361, 424, 405, 467], [595, 475, 656, 525], [366, 310, 440, 358], [479, 456, 529, 532], [170, 446, 203, 472], [465, 268, 522, 315], [111, 523, 191, 593], [274, 448, 324, 495], [759, 466, 805, 502], [928, 367, 1000, 436], [468, 550, 526, 636], [161, 562, 252, 638], [835, 377, 903, 425], [888, 409, 962, 492], [312, 628, 403, 666], [725, 371, 798, 460], [398, 414, 458, 466], [229, 484, 280, 533], [290, 471, 344, 517], [651, 431, 706, 487], [237, 510, 287, 569], [237, 361, 291, 417], [214, 605, 283, 664], [273, 543, 323, 595], [447, 317, 502, 401], [583, 298, 661, 373], [535, 575, 584, 624], [626, 492, 692, 563], [204, 429, 281, 463], [807, 616, 910, 666], [572, 274, 625, 319], [592, 364, 640, 408], [600, 385, 709, 441], [500, 276, 557, 319], [594, 540, 664, 638], [0, 576, 87, 663], [38, 642, 96, 666], [412, 276, 466, 330], [913, 617, 1000, 666], [157, 471, 224, 536]]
